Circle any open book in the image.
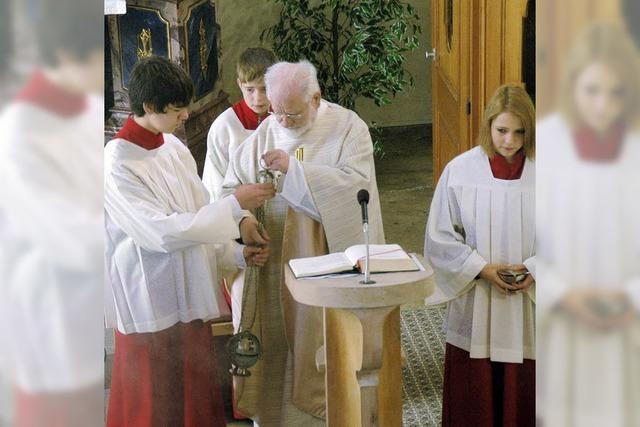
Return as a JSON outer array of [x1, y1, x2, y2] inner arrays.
[[289, 244, 420, 279]]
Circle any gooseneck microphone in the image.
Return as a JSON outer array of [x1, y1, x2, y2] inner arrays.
[[357, 189, 375, 284], [357, 189, 369, 224]]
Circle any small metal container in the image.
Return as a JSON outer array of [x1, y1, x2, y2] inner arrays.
[[497, 269, 529, 284]]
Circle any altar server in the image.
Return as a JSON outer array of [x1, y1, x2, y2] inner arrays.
[[425, 84, 536, 427], [104, 56, 274, 427], [203, 47, 276, 201]]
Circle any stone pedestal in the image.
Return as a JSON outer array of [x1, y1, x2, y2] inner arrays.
[[284, 259, 435, 426], [105, 0, 229, 174]]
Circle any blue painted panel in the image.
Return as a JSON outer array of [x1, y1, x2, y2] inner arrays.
[[118, 6, 170, 88], [186, 1, 219, 99]]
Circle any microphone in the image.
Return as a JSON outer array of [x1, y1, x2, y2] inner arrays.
[[356, 189, 375, 284], [357, 189, 369, 224]]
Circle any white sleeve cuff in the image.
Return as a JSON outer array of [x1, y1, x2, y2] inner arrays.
[[280, 156, 306, 204], [226, 194, 249, 226], [234, 241, 247, 268]]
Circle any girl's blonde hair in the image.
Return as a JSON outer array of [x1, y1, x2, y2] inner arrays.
[[479, 84, 536, 159], [559, 23, 640, 128]]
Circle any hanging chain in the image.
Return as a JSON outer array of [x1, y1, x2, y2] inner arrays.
[[227, 166, 275, 376]]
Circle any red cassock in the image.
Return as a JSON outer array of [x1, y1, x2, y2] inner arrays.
[[107, 320, 226, 427], [441, 149, 535, 427]]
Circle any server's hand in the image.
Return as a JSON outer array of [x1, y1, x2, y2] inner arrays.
[[235, 183, 276, 209], [239, 217, 271, 246], [244, 245, 270, 267], [479, 264, 520, 295]]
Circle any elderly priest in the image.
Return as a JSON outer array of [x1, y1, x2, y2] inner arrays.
[[222, 60, 385, 425]]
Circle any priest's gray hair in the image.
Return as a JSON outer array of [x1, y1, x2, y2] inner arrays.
[[265, 60, 321, 103]]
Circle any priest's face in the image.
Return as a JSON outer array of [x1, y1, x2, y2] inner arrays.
[[490, 111, 525, 162], [143, 103, 190, 134], [573, 62, 625, 133], [271, 92, 321, 137], [238, 78, 269, 115]]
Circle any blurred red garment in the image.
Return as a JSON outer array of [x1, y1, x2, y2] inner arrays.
[[14, 70, 87, 118], [13, 385, 102, 427], [573, 122, 626, 162]]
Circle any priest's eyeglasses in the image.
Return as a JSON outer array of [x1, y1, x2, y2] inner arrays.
[[272, 111, 304, 121]]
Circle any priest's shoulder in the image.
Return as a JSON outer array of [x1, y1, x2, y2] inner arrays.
[[323, 100, 369, 132]]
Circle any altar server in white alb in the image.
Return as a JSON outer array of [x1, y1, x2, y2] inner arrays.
[[425, 84, 536, 427], [203, 47, 276, 201], [104, 56, 274, 427], [222, 60, 385, 425], [0, 1, 103, 424], [536, 25, 640, 427]]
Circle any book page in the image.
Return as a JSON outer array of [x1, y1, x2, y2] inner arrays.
[[344, 244, 409, 265], [289, 252, 353, 278]]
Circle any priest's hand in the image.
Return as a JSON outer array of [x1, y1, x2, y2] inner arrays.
[[479, 264, 519, 295], [262, 149, 290, 173], [243, 245, 270, 267], [235, 183, 276, 209], [240, 217, 271, 246]]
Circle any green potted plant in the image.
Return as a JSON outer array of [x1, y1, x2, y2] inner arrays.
[[261, 0, 422, 155]]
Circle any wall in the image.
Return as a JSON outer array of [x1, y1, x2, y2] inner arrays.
[[215, 0, 432, 127]]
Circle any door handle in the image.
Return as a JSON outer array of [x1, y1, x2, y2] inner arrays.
[[425, 48, 436, 61]]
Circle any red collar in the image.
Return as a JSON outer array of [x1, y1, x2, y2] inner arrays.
[[115, 116, 165, 150], [14, 70, 87, 118], [573, 123, 625, 162], [489, 149, 526, 180], [232, 99, 269, 130]]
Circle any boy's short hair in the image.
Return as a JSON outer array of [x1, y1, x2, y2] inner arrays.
[[237, 48, 277, 83], [128, 56, 194, 116]]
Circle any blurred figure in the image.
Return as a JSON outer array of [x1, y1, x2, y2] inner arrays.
[[0, 0, 13, 79], [537, 24, 640, 426], [0, 0, 104, 426]]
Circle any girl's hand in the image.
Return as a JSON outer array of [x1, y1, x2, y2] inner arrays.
[[479, 264, 520, 295]]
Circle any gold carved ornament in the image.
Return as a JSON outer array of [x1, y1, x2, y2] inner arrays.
[[137, 28, 153, 59]]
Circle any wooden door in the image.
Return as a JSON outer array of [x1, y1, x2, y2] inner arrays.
[[431, 0, 472, 182], [431, 0, 534, 182], [537, 0, 622, 117]]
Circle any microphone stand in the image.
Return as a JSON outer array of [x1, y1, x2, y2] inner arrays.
[[360, 221, 375, 285]]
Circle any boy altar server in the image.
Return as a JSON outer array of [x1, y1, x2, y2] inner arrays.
[[104, 56, 274, 427], [203, 47, 276, 201]]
